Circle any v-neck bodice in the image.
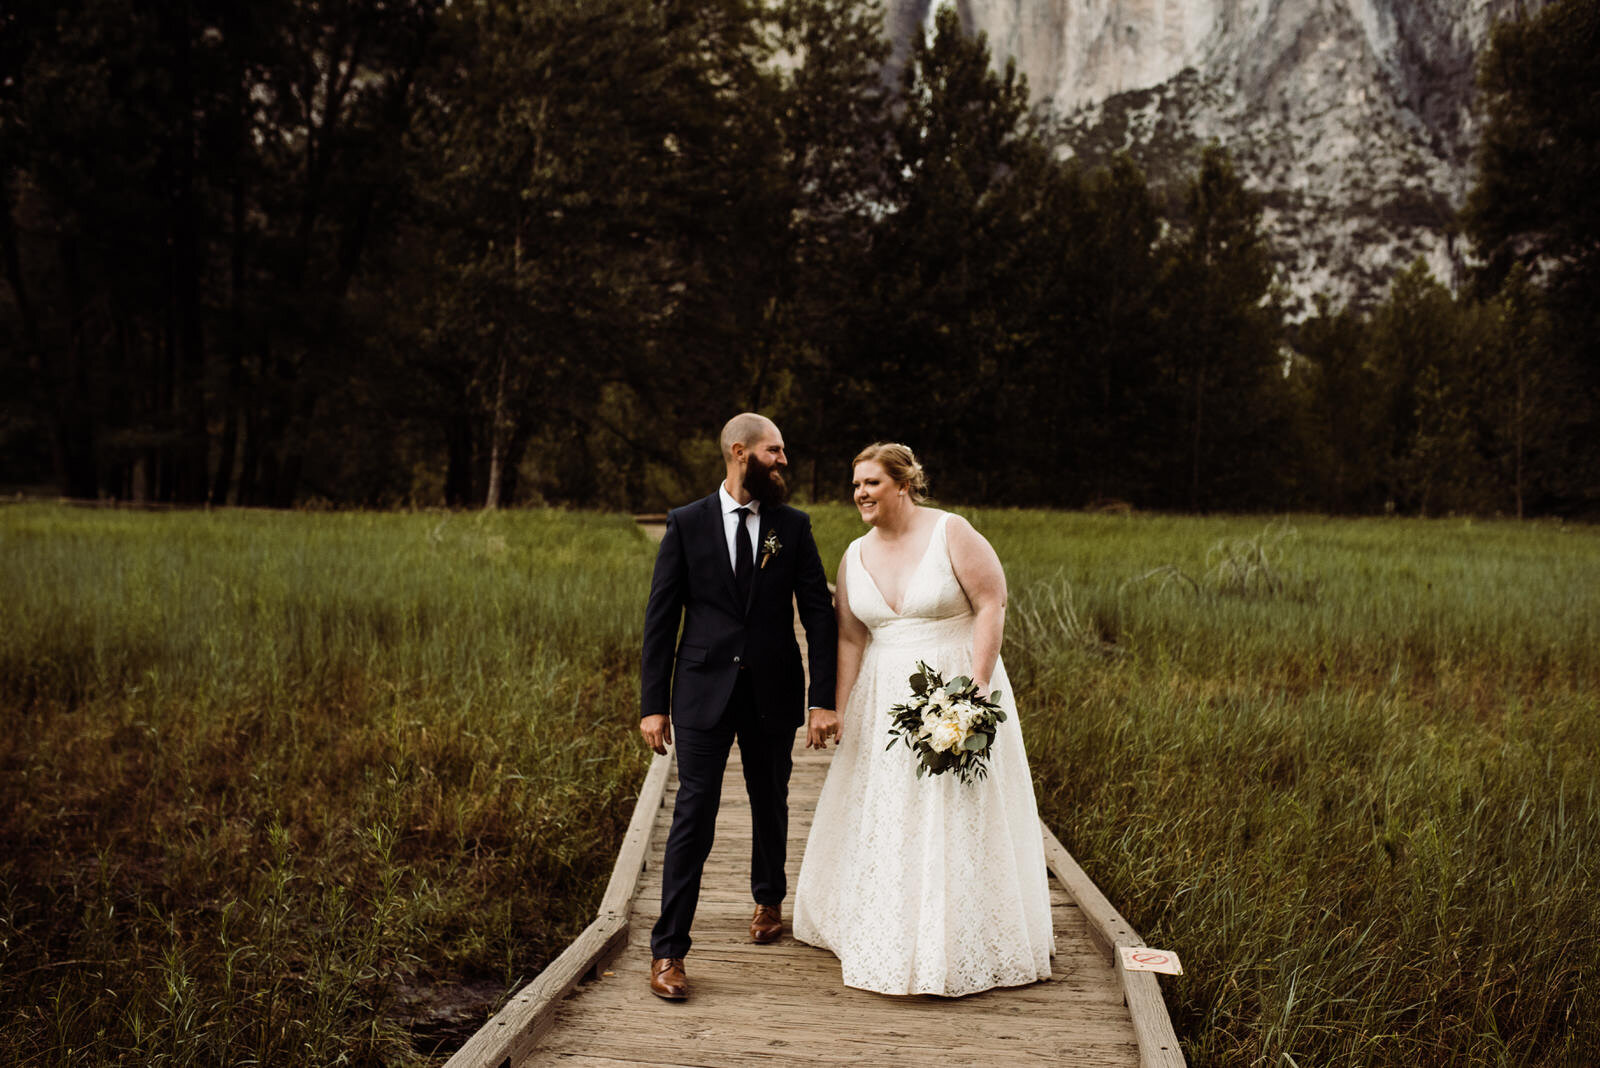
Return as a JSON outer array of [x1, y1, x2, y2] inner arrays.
[[847, 512, 971, 648]]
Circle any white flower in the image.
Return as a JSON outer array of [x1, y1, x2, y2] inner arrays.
[[929, 716, 965, 753], [954, 700, 983, 732], [929, 687, 952, 711], [918, 708, 941, 738]]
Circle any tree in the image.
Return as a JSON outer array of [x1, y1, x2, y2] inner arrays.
[[1463, 0, 1600, 511], [0, 0, 442, 505], [1480, 264, 1569, 517], [1364, 259, 1500, 515], [767, 0, 894, 498], [1293, 298, 1383, 512], [846, 5, 1047, 501], [1156, 146, 1285, 510], [391, 0, 802, 509], [1465, 0, 1600, 312]]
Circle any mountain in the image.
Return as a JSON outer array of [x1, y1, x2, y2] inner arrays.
[[884, 0, 1541, 314]]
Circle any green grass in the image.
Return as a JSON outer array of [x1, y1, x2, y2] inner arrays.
[[812, 504, 1599, 1065], [3, 503, 1597, 1065], [0, 505, 656, 1065]]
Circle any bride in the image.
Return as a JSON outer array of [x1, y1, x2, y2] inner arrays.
[[793, 443, 1054, 996]]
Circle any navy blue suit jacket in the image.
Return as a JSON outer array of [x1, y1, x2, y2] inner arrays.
[[641, 493, 837, 730]]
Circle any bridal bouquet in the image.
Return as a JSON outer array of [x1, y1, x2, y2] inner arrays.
[[885, 661, 1006, 784]]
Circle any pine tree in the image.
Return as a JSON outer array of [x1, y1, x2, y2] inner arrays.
[[1157, 146, 1284, 509]]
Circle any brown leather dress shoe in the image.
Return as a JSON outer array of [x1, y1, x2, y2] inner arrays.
[[649, 957, 688, 1000], [750, 904, 782, 944]]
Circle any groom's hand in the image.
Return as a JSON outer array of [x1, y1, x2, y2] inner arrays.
[[807, 708, 841, 749], [640, 714, 672, 755]]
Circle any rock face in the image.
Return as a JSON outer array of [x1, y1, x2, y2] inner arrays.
[[886, 0, 1541, 313]]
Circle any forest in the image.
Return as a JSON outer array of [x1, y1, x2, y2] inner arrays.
[[2, 0, 1595, 515]]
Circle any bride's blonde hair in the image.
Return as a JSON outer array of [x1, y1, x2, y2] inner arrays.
[[853, 442, 929, 503]]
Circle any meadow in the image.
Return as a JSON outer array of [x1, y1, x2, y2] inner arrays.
[[0, 505, 657, 1065], [2, 502, 1597, 1065]]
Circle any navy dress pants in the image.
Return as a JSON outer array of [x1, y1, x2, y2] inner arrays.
[[650, 671, 795, 960]]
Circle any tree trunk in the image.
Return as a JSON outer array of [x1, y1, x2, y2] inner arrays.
[[500, 415, 534, 505], [1190, 360, 1206, 511], [1513, 368, 1525, 519], [163, 0, 209, 502], [209, 167, 246, 505], [484, 348, 509, 510]]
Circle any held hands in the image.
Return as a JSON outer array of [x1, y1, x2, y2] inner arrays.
[[640, 713, 673, 755], [807, 708, 842, 749]]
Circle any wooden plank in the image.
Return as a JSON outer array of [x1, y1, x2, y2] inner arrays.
[[448, 918, 627, 1068], [1119, 967, 1187, 1068], [599, 752, 673, 919], [534, 1024, 1135, 1068], [447, 751, 674, 1068], [1038, 822, 1185, 1068]]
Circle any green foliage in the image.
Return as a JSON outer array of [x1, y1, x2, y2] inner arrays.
[[2, 0, 1593, 515], [1293, 296, 1385, 512], [1156, 146, 1288, 509], [4, 504, 1599, 1064], [884, 660, 1006, 784], [1462, 0, 1600, 509], [0, 505, 655, 1064], [1298, 257, 1583, 518], [1466, 0, 1600, 307], [837, 6, 1047, 497], [389, 0, 786, 508], [811, 501, 1600, 1067], [0, 0, 444, 505]]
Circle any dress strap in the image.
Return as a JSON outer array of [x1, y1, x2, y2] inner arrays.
[[933, 511, 954, 552]]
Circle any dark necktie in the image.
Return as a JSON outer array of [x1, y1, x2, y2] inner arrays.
[[734, 506, 753, 605]]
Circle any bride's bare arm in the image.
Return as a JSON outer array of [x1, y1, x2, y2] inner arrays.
[[834, 557, 870, 723], [809, 555, 867, 748], [946, 514, 1007, 694]]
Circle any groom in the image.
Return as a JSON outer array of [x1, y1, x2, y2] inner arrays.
[[639, 413, 837, 1000]]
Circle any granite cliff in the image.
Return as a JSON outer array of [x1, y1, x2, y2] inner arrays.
[[885, 0, 1541, 313]]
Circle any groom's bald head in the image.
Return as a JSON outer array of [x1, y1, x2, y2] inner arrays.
[[720, 413, 779, 463]]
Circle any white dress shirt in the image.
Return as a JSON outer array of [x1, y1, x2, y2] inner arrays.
[[718, 484, 761, 572]]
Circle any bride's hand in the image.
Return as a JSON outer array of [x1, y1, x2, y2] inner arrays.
[[807, 708, 841, 749]]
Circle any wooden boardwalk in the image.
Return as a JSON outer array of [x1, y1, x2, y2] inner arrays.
[[534, 742, 1153, 1066], [448, 523, 1182, 1067]]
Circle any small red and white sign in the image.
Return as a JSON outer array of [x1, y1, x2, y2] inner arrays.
[[1118, 945, 1183, 975]]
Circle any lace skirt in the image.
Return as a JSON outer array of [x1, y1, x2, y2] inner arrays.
[[792, 635, 1055, 996]]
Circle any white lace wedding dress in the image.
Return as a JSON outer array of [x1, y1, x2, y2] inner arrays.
[[793, 512, 1054, 996]]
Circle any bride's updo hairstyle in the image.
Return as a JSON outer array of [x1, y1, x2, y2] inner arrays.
[[853, 442, 929, 503]]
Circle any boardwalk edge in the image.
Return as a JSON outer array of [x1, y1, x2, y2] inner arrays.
[[444, 751, 674, 1068], [1040, 820, 1187, 1068]]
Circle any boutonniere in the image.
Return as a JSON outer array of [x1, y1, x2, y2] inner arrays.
[[760, 530, 782, 569]]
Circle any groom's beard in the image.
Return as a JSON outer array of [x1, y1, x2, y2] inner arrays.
[[744, 456, 789, 506]]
